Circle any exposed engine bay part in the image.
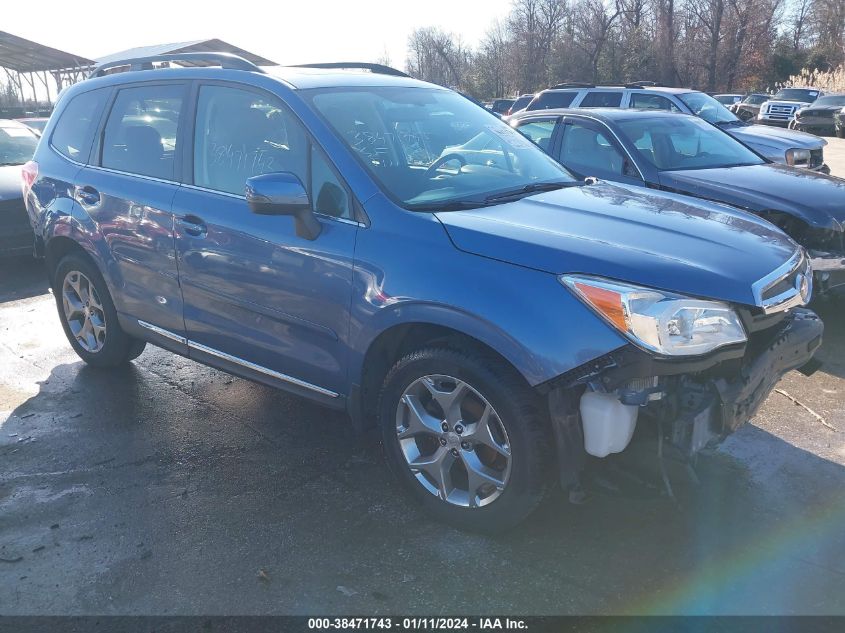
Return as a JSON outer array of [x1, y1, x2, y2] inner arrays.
[[579, 391, 638, 458]]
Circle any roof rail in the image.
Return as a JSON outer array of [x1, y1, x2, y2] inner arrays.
[[89, 52, 264, 78], [625, 80, 658, 88], [550, 82, 595, 89], [291, 62, 410, 78]]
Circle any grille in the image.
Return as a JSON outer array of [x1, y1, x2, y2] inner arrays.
[[769, 104, 797, 116], [756, 252, 811, 314]]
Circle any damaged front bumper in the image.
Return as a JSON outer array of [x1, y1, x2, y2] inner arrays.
[[673, 308, 822, 454], [547, 308, 823, 471], [810, 251, 845, 294]]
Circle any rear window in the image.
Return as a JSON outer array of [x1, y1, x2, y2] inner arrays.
[[101, 84, 184, 180], [527, 91, 576, 111], [580, 92, 622, 108], [50, 89, 109, 163]]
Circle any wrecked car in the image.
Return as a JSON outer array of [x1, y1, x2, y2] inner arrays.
[[25, 53, 822, 531], [510, 108, 845, 296]]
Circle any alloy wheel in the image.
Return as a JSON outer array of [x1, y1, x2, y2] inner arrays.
[[395, 374, 512, 507], [61, 270, 107, 353]]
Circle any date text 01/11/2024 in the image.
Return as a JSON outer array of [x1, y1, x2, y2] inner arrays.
[[307, 617, 528, 630]]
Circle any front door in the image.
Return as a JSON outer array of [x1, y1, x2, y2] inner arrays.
[[173, 83, 358, 399]]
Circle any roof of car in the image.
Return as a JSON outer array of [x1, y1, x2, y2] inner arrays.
[[266, 66, 435, 89], [541, 85, 694, 95], [74, 63, 437, 92], [510, 107, 698, 123]]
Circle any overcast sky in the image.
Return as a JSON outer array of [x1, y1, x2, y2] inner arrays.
[[6, 0, 513, 70]]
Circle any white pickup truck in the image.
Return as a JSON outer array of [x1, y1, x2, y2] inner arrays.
[[758, 87, 823, 127]]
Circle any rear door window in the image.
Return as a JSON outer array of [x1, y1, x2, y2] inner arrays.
[[580, 92, 623, 108], [101, 84, 184, 180], [51, 89, 110, 163]]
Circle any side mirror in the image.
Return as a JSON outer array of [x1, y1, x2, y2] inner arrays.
[[245, 172, 321, 240]]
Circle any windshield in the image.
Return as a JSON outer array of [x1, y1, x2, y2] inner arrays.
[[773, 88, 820, 102], [714, 95, 741, 105], [308, 87, 573, 208], [677, 92, 738, 124], [616, 115, 764, 171], [812, 95, 845, 107], [0, 124, 38, 165], [744, 94, 768, 105]]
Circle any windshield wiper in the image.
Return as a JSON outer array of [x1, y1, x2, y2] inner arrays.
[[483, 181, 576, 204], [407, 199, 491, 212], [715, 120, 746, 127]]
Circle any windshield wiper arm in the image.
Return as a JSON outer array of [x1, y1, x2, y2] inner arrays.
[[483, 181, 575, 203], [408, 199, 490, 212]]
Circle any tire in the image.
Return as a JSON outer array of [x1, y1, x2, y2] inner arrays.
[[53, 253, 146, 367], [378, 347, 553, 532], [836, 127, 844, 139]]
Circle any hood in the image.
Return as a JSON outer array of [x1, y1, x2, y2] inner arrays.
[[435, 183, 798, 307], [659, 164, 845, 230], [726, 124, 826, 155], [797, 106, 841, 117], [0, 164, 24, 203]]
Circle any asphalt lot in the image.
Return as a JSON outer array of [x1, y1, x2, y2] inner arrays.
[[1, 138, 845, 615]]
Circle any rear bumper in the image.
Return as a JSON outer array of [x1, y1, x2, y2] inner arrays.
[[0, 226, 35, 257]]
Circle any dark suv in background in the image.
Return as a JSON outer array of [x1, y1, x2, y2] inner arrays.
[[23, 54, 822, 531]]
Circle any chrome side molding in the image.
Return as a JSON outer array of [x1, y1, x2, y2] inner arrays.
[[138, 320, 187, 345], [137, 320, 339, 398]]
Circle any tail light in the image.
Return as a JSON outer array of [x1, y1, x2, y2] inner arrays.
[[21, 160, 38, 196]]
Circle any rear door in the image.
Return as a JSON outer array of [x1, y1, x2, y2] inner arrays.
[[172, 82, 358, 399], [76, 81, 188, 347]]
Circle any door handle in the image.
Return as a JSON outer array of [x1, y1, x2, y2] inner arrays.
[[74, 185, 100, 206], [178, 214, 207, 237]]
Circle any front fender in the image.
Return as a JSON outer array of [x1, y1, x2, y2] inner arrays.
[[348, 197, 628, 388]]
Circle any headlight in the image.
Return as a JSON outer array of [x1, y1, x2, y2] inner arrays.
[[785, 148, 810, 166], [561, 275, 747, 356]]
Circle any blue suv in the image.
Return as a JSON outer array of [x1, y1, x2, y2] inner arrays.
[[24, 54, 822, 530]]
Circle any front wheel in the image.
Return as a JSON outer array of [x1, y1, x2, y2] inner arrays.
[[53, 253, 146, 367], [378, 348, 553, 532]]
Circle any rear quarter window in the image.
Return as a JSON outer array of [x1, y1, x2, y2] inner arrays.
[[580, 92, 622, 107], [50, 89, 110, 163], [528, 91, 577, 110]]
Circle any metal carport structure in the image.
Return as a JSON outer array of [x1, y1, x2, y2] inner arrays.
[[95, 39, 277, 69], [0, 31, 95, 106]]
